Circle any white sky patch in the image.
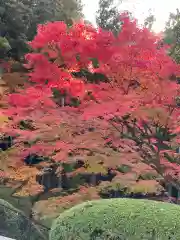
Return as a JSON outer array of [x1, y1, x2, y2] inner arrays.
[[82, 0, 180, 32]]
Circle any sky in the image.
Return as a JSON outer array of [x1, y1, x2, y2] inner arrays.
[[82, 0, 180, 32]]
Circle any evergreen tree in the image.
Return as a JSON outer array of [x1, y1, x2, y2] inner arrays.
[[0, 0, 31, 59], [144, 10, 156, 31], [164, 8, 180, 63], [0, 0, 83, 59], [96, 0, 122, 34]]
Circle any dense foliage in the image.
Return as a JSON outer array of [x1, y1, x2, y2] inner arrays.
[[0, 0, 30, 59], [0, 11, 180, 228], [3, 14, 180, 172], [96, 0, 122, 34], [50, 198, 180, 240], [164, 8, 180, 63], [0, 0, 83, 60]]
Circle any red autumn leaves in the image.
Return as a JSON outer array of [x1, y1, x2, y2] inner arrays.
[[2, 13, 180, 182]]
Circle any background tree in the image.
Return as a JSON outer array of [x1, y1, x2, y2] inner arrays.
[[0, 0, 83, 60], [144, 10, 156, 31], [96, 0, 123, 34], [27, 0, 83, 40], [0, 0, 31, 60], [164, 8, 180, 63]]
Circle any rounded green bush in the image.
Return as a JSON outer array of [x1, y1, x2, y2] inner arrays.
[[50, 198, 180, 240]]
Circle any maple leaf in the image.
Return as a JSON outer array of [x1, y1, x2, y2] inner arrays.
[[174, 126, 180, 133]]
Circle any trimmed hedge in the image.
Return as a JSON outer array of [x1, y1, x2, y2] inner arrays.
[[0, 199, 46, 240], [50, 198, 180, 240]]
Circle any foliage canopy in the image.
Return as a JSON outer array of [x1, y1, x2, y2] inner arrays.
[[1, 13, 180, 199]]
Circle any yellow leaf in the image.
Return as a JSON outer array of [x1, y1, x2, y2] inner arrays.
[[0, 114, 8, 122], [86, 162, 107, 174], [0, 114, 9, 127]]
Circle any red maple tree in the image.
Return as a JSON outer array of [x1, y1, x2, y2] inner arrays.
[[1, 13, 180, 193]]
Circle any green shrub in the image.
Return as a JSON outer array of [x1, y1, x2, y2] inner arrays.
[[50, 198, 180, 240], [116, 164, 132, 173], [139, 172, 159, 180], [0, 37, 11, 51], [0, 199, 46, 239], [98, 182, 129, 198]]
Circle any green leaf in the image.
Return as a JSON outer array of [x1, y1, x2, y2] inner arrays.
[[164, 152, 178, 163], [62, 163, 76, 173], [155, 142, 171, 151], [91, 58, 99, 68]]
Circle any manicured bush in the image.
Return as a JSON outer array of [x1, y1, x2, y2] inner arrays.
[[50, 198, 180, 240], [0, 199, 46, 239]]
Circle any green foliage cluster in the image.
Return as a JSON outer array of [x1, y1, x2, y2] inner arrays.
[[139, 172, 159, 180], [50, 198, 180, 240], [117, 164, 132, 173], [144, 11, 156, 31], [96, 0, 122, 35], [98, 182, 129, 198], [0, 0, 31, 60], [164, 8, 180, 63]]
